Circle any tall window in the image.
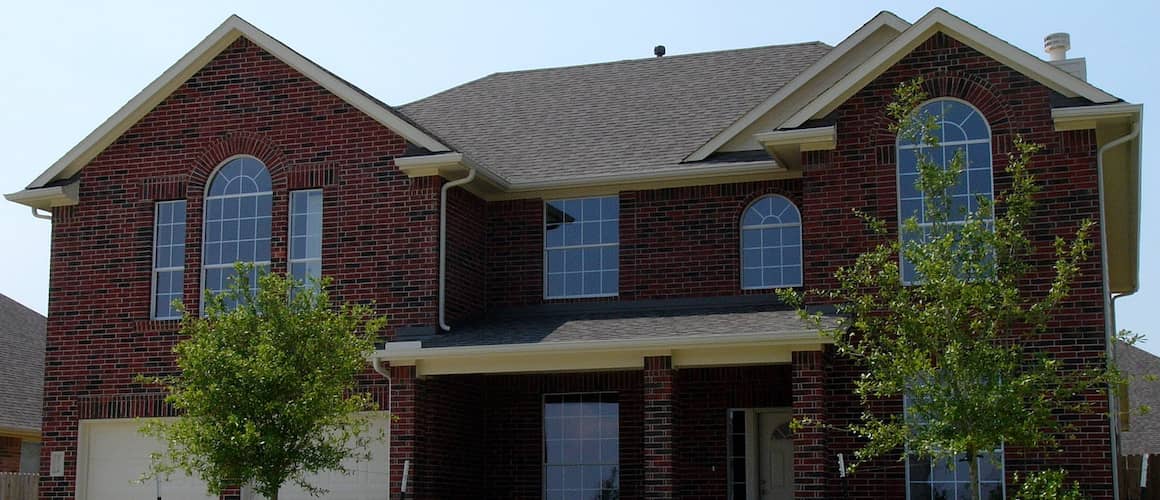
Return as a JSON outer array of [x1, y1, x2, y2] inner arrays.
[[544, 393, 619, 500], [544, 196, 618, 299], [203, 156, 272, 298], [152, 200, 186, 320], [897, 98, 993, 283], [289, 189, 323, 287], [741, 195, 802, 289], [905, 394, 1005, 499]]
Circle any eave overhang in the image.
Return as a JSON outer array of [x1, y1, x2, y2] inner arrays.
[[4, 183, 80, 211], [1052, 103, 1145, 295], [370, 330, 830, 376], [754, 126, 837, 168]]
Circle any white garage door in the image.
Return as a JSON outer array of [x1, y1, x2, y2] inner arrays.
[[77, 414, 391, 500]]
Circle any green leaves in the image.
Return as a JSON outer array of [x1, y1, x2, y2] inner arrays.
[[139, 263, 385, 498]]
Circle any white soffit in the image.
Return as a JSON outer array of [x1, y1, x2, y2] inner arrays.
[[779, 7, 1119, 130], [23, 15, 450, 191], [685, 11, 911, 162]]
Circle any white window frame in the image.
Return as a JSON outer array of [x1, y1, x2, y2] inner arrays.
[[200, 155, 273, 306], [896, 98, 995, 285], [151, 200, 186, 320], [543, 196, 619, 300], [289, 189, 323, 288], [542, 391, 620, 500], [740, 195, 803, 290]]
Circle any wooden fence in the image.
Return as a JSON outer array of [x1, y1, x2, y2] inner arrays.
[[1122, 454, 1160, 500], [0, 473, 38, 500]]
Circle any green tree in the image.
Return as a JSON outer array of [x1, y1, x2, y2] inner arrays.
[[139, 264, 386, 499], [782, 78, 1130, 500]]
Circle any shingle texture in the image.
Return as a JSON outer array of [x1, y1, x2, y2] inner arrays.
[[0, 294, 45, 433], [399, 42, 831, 184], [1118, 341, 1160, 455], [421, 299, 833, 348]]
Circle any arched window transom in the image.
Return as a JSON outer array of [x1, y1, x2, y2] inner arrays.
[[741, 195, 802, 289], [897, 98, 994, 282], [202, 156, 273, 297]]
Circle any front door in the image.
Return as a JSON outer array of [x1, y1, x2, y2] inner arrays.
[[758, 410, 794, 499]]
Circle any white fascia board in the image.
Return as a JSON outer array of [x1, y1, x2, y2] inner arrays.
[[685, 11, 910, 162], [4, 183, 80, 210], [781, 8, 1119, 129], [26, 15, 449, 190], [371, 330, 830, 362], [1052, 103, 1142, 131], [504, 159, 783, 193], [754, 126, 837, 151]]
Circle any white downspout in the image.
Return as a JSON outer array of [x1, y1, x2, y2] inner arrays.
[[1096, 120, 1140, 500], [30, 207, 51, 220], [371, 357, 394, 495], [438, 167, 476, 331]]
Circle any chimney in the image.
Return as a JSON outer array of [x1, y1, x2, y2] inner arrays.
[[654, 45, 666, 58], [1044, 32, 1087, 81]]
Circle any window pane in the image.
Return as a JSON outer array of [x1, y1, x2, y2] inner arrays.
[[153, 201, 186, 319], [741, 196, 802, 289], [544, 196, 619, 298], [204, 157, 273, 300], [544, 394, 619, 500], [290, 189, 323, 289]]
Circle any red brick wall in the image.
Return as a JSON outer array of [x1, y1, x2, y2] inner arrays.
[[805, 32, 1111, 497], [444, 187, 488, 321], [413, 374, 485, 498], [486, 180, 803, 307], [0, 436, 21, 473], [41, 37, 435, 498], [675, 365, 793, 499]]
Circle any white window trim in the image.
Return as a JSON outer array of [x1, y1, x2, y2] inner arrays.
[[896, 98, 996, 285], [740, 195, 804, 290], [289, 189, 323, 287], [542, 196, 620, 300], [151, 200, 186, 320], [199, 155, 274, 309]]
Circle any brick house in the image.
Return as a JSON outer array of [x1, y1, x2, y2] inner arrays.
[[4, 7, 1144, 500]]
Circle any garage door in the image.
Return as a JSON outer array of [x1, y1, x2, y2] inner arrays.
[[77, 414, 390, 500]]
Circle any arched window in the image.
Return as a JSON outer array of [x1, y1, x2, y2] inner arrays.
[[897, 98, 993, 282], [202, 156, 273, 297], [741, 195, 802, 289]]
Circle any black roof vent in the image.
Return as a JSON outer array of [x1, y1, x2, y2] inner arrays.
[[654, 45, 666, 58]]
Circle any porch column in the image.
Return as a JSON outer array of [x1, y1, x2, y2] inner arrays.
[[389, 365, 417, 499], [643, 355, 675, 499], [792, 350, 829, 498]]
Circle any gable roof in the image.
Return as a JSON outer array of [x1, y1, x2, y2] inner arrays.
[[1117, 342, 1160, 455], [779, 7, 1119, 129], [399, 42, 830, 186], [16, 15, 449, 193], [0, 294, 46, 436]]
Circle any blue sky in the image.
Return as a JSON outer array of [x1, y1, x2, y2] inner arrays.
[[1, 0, 1156, 352]]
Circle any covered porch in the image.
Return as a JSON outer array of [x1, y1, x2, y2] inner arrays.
[[373, 298, 836, 499]]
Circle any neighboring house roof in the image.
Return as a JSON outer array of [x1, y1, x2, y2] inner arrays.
[[0, 294, 46, 436], [399, 42, 830, 185], [1118, 342, 1160, 456]]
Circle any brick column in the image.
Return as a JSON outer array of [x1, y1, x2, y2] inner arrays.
[[389, 365, 417, 499], [792, 350, 828, 498], [643, 355, 674, 499]]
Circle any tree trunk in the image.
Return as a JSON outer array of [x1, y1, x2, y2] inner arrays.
[[967, 449, 981, 500]]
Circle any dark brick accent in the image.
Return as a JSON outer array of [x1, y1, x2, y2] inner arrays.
[[643, 356, 674, 499]]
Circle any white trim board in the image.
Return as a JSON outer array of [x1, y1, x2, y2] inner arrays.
[[23, 15, 450, 191]]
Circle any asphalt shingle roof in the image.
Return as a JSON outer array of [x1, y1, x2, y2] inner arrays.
[[399, 42, 831, 185], [1118, 341, 1160, 455], [422, 298, 832, 348], [0, 294, 45, 433]]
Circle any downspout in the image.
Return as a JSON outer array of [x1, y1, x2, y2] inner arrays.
[[371, 358, 394, 495], [30, 207, 51, 220], [438, 167, 476, 331], [1096, 120, 1140, 500]]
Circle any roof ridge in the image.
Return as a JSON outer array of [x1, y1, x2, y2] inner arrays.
[[399, 40, 830, 109]]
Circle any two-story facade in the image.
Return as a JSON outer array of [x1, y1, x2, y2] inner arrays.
[[6, 8, 1144, 500]]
